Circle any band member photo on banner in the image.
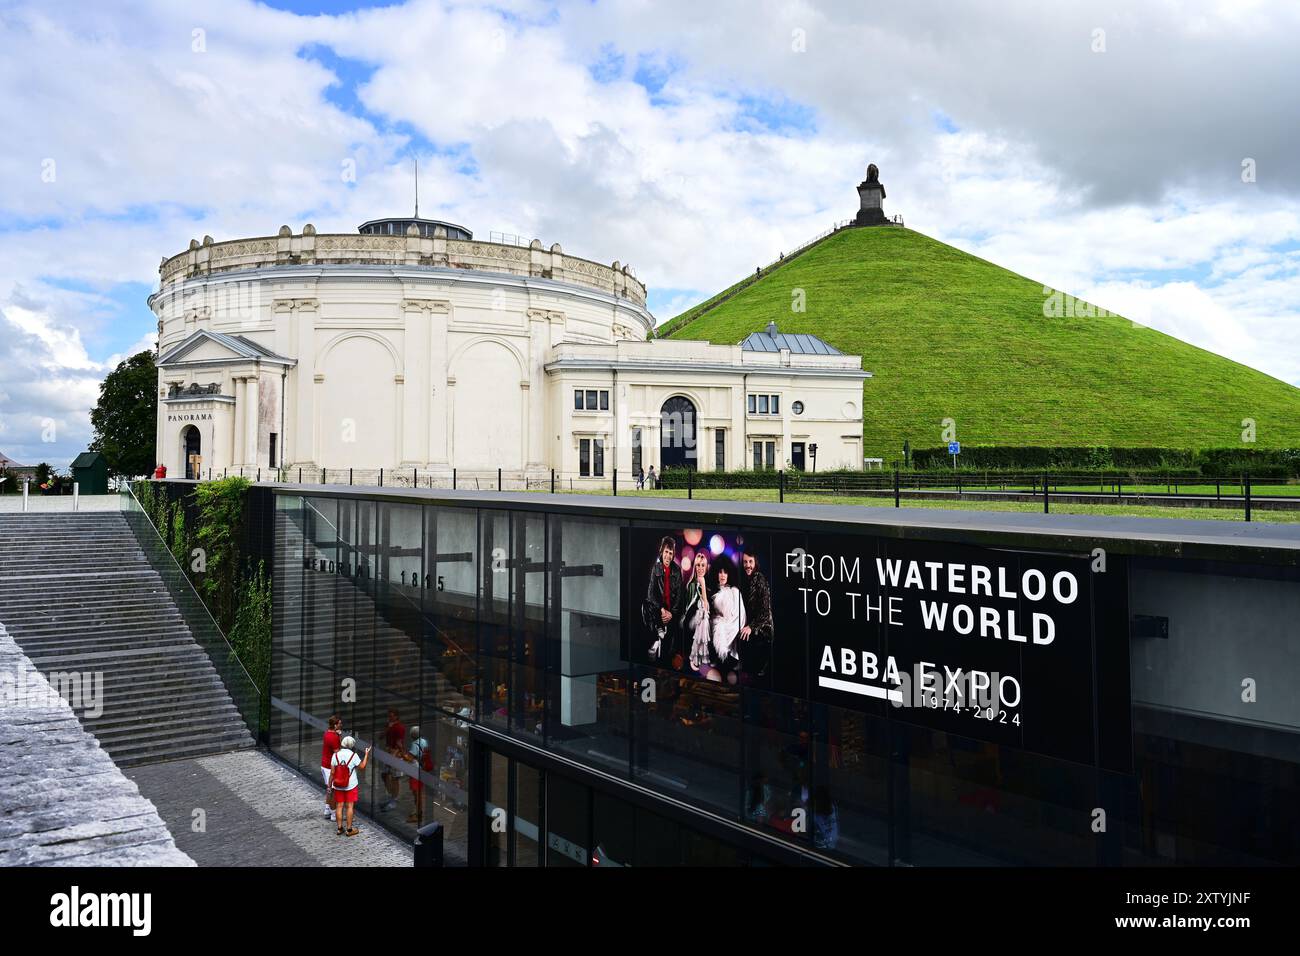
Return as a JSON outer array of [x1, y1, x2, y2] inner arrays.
[[632, 528, 775, 688]]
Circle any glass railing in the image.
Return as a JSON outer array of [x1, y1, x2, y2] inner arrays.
[[120, 485, 263, 736]]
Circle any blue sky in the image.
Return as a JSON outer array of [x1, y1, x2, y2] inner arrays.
[[2, 0, 1299, 467]]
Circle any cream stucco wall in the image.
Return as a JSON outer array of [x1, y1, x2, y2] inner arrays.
[[151, 226, 867, 482], [545, 340, 868, 484]]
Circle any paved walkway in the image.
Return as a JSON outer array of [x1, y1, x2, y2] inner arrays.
[[125, 749, 412, 867], [0, 622, 193, 866], [0, 494, 121, 513]]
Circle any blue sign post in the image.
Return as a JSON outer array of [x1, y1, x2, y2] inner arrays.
[[948, 441, 960, 472]]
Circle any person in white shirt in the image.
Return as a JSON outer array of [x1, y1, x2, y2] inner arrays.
[[330, 735, 372, 837], [405, 727, 431, 825], [707, 559, 746, 685]]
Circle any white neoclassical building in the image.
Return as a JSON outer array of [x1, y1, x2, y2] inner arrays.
[[152, 217, 869, 484]]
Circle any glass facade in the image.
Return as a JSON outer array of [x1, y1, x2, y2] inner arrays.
[[272, 491, 1300, 867]]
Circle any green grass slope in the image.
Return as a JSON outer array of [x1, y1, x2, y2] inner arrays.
[[666, 227, 1300, 457]]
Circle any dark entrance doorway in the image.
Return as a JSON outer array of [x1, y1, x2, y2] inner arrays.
[[182, 426, 202, 480], [791, 442, 806, 471], [659, 397, 696, 469]]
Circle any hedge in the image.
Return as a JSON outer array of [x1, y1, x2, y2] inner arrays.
[[657, 462, 1296, 488], [657, 468, 875, 490], [909, 446, 1300, 477]]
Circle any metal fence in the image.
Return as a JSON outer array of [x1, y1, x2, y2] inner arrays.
[[175, 465, 1300, 521]]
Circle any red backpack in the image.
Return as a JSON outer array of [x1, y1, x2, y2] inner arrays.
[[331, 751, 353, 789]]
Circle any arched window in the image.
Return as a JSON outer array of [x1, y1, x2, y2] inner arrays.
[[659, 396, 697, 470], [181, 425, 202, 480]]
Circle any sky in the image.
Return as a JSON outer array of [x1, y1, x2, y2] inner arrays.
[[2, 0, 1299, 466]]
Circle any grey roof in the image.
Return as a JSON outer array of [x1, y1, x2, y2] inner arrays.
[[357, 217, 472, 239], [70, 451, 104, 468], [0, 451, 21, 467], [741, 328, 842, 355], [270, 486, 1300, 564], [158, 329, 295, 366]]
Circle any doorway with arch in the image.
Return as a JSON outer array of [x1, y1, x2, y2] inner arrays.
[[659, 396, 697, 469]]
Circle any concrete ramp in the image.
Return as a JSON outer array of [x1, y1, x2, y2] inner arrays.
[[0, 621, 193, 866]]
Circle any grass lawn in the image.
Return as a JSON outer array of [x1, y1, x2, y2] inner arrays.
[[665, 226, 1300, 458], [575, 487, 1300, 523]]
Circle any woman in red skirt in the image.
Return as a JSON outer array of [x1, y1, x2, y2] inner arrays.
[[330, 735, 372, 836]]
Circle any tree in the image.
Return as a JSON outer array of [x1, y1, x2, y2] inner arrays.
[[90, 350, 157, 478]]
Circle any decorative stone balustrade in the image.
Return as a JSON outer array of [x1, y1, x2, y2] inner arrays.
[[158, 225, 647, 306]]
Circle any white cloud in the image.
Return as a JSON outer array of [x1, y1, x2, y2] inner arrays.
[[0, 301, 109, 466]]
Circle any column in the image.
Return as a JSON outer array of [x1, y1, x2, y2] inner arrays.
[[520, 380, 530, 469], [400, 300, 424, 466], [526, 310, 549, 470], [233, 377, 247, 467], [429, 303, 450, 466], [395, 374, 406, 466], [245, 374, 260, 469], [294, 304, 317, 467], [155, 379, 166, 474], [444, 376, 456, 464]]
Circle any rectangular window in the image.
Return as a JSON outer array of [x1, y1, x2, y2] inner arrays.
[[599, 390, 609, 411], [269, 433, 278, 468], [574, 390, 584, 410], [765, 441, 776, 470], [771, 395, 780, 415], [580, 439, 591, 477], [585, 390, 598, 411], [593, 439, 605, 477], [758, 395, 769, 415], [715, 428, 725, 471], [753, 442, 762, 470], [748, 394, 756, 414]]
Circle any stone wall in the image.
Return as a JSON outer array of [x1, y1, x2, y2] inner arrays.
[[0, 621, 194, 866], [159, 227, 647, 306]]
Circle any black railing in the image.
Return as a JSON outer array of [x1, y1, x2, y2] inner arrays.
[[161, 467, 1299, 521]]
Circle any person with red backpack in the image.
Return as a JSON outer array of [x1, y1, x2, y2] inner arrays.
[[330, 735, 372, 837]]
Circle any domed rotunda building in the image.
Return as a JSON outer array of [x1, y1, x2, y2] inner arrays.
[[152, 216, 868, 484]]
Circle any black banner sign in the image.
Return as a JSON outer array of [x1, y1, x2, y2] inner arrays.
[[782, 535, 1097, 763], [625, 525, 1129, 768]]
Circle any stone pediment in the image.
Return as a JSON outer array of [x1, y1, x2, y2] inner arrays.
[[157, 329, 295, 368]]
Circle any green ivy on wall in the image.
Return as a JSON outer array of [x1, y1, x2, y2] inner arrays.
[[229, 561, 272, 723], [192, 476, 251, 631]]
